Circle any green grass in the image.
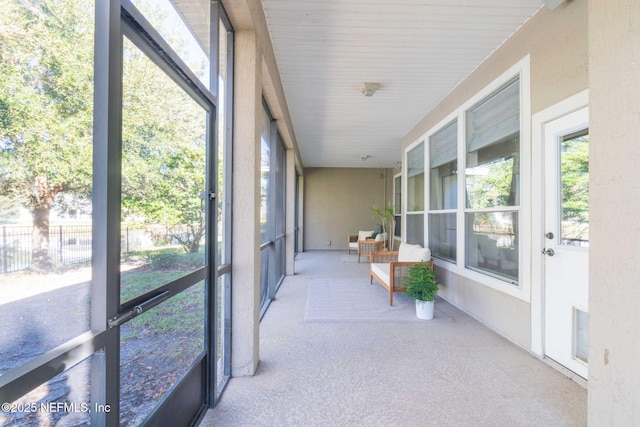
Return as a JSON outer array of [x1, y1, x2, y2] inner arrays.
[[121, 282, 205, 341], [121, 269, 186, 302], [120, 246, 207, 342], [121, 246, 205, 269]]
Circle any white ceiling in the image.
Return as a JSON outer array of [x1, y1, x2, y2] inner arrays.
[[261, 0, 544, 168]]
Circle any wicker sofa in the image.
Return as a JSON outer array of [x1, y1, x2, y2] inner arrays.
[[370, 242, 432, 305]]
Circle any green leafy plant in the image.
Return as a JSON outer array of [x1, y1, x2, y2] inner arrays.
[[405, 262, 439, 302], [371, 203, 396, 250]]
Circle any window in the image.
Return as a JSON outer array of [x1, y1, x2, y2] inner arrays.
[[259, 103, 286, 317], [416, 62, 527, 293], [406, 142, 424, 245], [465, 77, 520, 283], [393, 174, 402, 238], [429, 120, 457, 262], [0, 0, 95, 379], [215, 9, 234, 398], [130, 0, 209, 89], [560, 131, 589, 247], [0, 0, 233, 422], [259, 105, 272, 312], [260, 107, 271, 245]]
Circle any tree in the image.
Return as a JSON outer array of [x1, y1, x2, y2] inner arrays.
[[466, 156, 517, 209], [120, 37, 207, 254], [0, 0, 94, 268], [561, 135, 589, 242], [371, 203, 396, 250], [1, 0, 209, 267]]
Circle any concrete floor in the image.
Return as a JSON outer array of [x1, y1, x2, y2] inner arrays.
[[202, 251, 587, 427]]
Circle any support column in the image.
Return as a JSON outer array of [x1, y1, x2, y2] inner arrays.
[[298, 175, 304, 252], [231, 30, 261, 376], [285, 149, 296, 275], [589, 0, 640, 424]]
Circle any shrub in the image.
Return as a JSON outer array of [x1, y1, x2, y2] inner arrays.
[[405, 262, 439, 302]]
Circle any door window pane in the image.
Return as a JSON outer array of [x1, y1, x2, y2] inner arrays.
[[120, 37, 207, 303], [130, 0, 210, 89], [407, 143, 425, 212], [466, 211, 518, 282], [120, 282, 205, 425], [1, 357, 93, 427], [561, 132, 589, 247], [0, 0, 94, 374]]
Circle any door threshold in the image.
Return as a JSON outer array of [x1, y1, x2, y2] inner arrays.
[[543, 357, 588, 389]]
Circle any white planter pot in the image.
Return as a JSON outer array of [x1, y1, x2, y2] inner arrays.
[[415, 300, 435, 320]]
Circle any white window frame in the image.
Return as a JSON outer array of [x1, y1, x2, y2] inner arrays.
[[393, 172, 402, 243], [427, 118, 458, 265], [412, 55, 532, 302], [403, 139, 426, 246]]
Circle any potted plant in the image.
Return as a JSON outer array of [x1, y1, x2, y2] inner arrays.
[[371, 203, 396, 250], [405, 262, 439, 320]]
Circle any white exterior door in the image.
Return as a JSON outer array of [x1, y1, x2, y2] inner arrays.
[[543, 106, 589, 379]]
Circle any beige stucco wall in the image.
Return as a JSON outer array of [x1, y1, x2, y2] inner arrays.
[[399, 1, 588, 349], [588, 0, 640, 423], [404, 3, 587, 144], [304, 168, 393, 251]]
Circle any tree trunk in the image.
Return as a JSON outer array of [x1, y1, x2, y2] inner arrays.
[[189, 241, 200, 253], [29, 176, 61, 270], [32, 203, 52, 269]]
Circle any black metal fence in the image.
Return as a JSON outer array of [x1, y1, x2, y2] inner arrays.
[[0, 225, 186, 274]]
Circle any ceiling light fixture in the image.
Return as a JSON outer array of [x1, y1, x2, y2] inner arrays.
[[360, 82, 380, 97], [361, 155, 370, 161]]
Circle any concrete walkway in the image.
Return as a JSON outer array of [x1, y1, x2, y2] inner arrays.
[[202, 251, 587, 427]]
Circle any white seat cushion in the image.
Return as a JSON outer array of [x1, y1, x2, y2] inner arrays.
[[371, 263, 390, 285], [349, 242, 358, 249], [398, 242, 431, 262], [358, 230, 374, 241], [374, 232, 387, 242], [398, 242, 414, 261]]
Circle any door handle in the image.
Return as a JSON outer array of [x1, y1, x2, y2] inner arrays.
[[542, 248, 555, 256], [108, 290, 171, 329]]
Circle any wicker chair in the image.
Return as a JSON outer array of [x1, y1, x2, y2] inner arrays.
[[357, 239, 383, 263], [370, 243, 432, 305], [347, 230, 374, 256], [347, 234, 359, 255]]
